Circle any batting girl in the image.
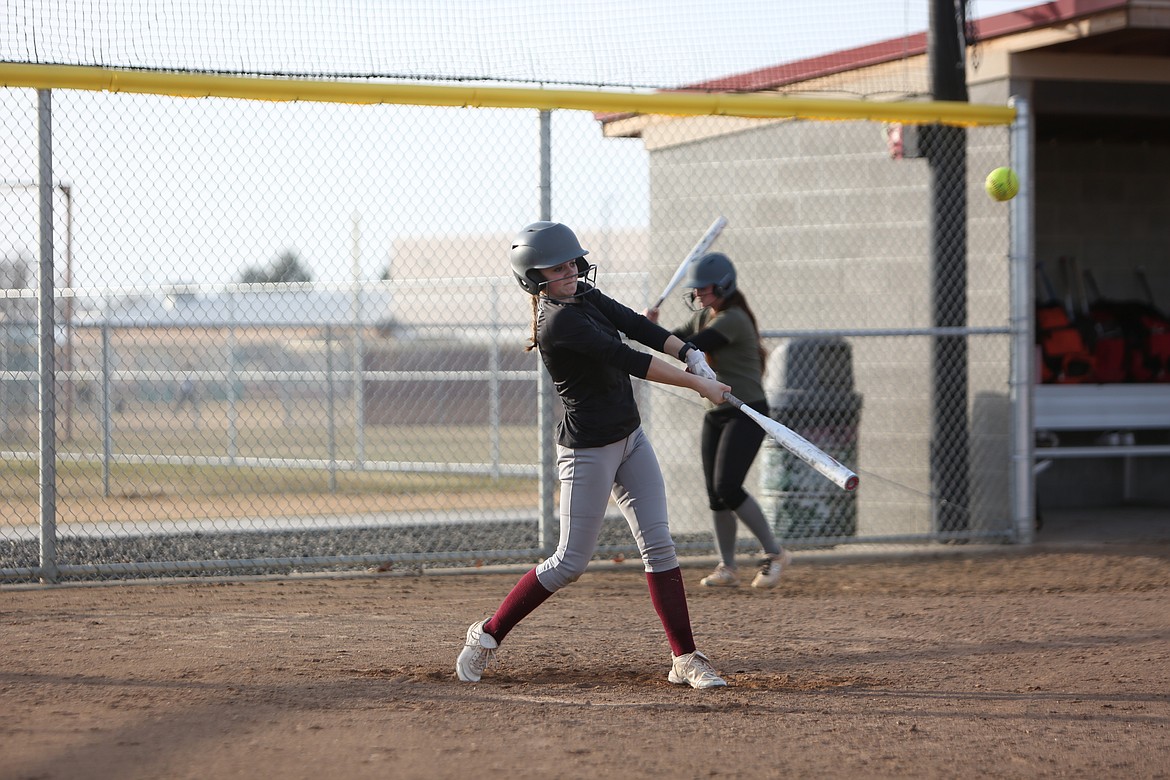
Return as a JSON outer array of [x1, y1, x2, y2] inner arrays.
[[646, 252, 791, 589], [455, 221, 730, 688]]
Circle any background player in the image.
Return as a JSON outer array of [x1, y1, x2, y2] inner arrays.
[[646, 252, 791, 589]]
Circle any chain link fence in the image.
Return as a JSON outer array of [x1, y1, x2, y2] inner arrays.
[[1, 81, 1020, 583]]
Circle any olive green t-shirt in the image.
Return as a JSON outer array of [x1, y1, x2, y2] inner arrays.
[[675, 306, 766, 409]]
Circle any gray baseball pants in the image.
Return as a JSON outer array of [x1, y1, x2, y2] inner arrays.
[[536, 427, 680, 592]]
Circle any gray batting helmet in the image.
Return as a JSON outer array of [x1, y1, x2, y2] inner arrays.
[[683, 252, 737, 298], [509, 221, 591, 295]]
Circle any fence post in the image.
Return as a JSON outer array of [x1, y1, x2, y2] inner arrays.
[[351, 216, 365, 468], [537, 108, 556, 556], [489, 280, 501, 480], [37, 88, 58, 583], [101, 317, 112, 497], [281, 344, 295, 428], [227, 291, 239, 462], [1009, 94, 1035, 544], [326, 324, 337, 492]]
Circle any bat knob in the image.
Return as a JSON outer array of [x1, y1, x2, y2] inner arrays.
[[844, 475, 860, 491]]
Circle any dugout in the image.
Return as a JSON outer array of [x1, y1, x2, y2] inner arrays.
[[1004, 7, 1170, 510], [602, 0, 1170, 534]]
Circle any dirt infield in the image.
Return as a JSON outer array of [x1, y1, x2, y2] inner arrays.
[[3, 543, 1169, 779]]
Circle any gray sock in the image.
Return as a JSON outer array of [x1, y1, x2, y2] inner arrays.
[[733, 495, 781, 556], [712, 510, 738, 567]]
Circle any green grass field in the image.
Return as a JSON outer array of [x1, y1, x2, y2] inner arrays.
[[2, 398, 541, 525]]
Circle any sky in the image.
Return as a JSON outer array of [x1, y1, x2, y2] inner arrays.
[[1, 1, 1042, 290], [4, 1, 1044, 89]]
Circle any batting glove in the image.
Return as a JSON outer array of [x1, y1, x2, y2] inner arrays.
[[684, 347, 717, 381]]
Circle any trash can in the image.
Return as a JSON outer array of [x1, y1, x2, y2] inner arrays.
[[759, 337, 862, 543]]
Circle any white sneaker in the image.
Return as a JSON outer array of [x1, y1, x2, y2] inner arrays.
[[455, 619, 498, 682], [668, 650, 727, 688], [751, 549, 793, 589], [700, 563, 740, 587]]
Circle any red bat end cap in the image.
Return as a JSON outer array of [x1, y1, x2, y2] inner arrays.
[[844, 475, 860, 491]]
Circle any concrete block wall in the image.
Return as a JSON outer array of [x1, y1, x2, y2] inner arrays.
[[646, 118, 1015, 538], [1036, 141, 1170, 305]]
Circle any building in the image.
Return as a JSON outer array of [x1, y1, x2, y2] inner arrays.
[[601, 0, 1170, 530]]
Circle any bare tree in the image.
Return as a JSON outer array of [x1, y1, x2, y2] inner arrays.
[[240, 250, 313, 284]]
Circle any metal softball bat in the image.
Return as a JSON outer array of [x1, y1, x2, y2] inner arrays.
[[723, 392, 859, 492], [651, 216, 727, 310]]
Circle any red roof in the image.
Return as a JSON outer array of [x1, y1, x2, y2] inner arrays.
[[597, 0, 1131, 123], [689, 0, 1130, 92]]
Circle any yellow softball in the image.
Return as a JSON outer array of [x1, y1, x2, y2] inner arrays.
[[985, 166, 1019, 202]]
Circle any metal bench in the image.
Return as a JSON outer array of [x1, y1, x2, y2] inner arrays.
[[1034, 384, 1170, 501], [1034, 384, 1170, 458]]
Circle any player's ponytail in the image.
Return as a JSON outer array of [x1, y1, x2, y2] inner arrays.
[[717, 291, 769, 371], [525, 295, 539, 352]]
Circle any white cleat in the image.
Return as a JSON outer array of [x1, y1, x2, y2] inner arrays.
[[700, 563, 740, 588], [668, 650, 728, 689], [455, 619, 498, 682], [751, 549, 793, 589]]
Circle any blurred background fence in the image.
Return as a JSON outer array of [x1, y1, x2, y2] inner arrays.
[[1, 1, 1026, 583]]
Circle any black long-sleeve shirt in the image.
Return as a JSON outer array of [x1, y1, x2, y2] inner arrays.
[[537, 285, 672, 448]]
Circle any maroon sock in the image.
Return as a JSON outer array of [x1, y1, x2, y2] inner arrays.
[[646, 567, 696, 657], [482, 568, 554, 644]]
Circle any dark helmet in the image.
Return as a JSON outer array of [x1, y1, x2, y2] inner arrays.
[[509, 221, 591, 295], [683, 252, 737, 298]]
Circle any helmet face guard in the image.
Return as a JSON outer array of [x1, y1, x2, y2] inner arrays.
[[509, 221, 591, 295], [682, 252, 736, 309], [533, 257, 597, 297]]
